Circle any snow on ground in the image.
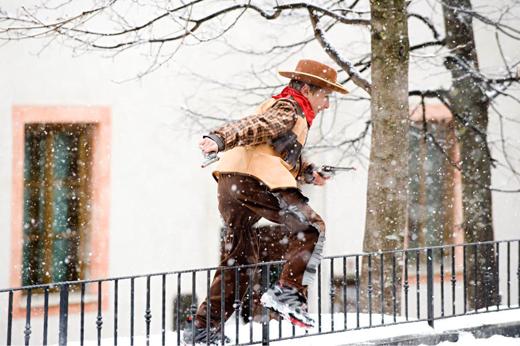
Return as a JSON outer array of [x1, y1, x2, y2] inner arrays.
[[432, 332, 519, 345], [264, 308, 520, 345], [58, 308, 519, 345]]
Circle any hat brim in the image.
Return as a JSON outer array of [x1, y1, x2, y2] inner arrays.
[[279, 70, 349, 94]]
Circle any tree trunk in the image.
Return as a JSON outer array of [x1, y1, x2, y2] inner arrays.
[[361, 0, 410, 314], [442, 0, 498, 309]]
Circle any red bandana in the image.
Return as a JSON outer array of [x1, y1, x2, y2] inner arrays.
[[272, 86, 316, 127]]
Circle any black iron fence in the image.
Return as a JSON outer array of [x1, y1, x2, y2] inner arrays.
[[1, 239, 519, 345]]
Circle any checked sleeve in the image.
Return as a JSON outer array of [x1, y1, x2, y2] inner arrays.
[[209, 100, 297, 151]]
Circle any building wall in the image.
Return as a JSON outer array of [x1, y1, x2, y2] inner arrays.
[[0, 1, 519, 343]]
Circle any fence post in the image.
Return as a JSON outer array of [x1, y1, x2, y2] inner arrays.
[[426, 248, 434, 328], [7, 290, 13, 346], [59, 284, 69, 346], [261, 263, 270, 346]]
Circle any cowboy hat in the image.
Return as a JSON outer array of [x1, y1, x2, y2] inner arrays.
[[278, 59, 349, 94]]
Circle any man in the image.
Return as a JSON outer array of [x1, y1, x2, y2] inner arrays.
[[184, 59, 348, 344]]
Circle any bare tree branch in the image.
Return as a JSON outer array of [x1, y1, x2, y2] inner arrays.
[[408, 13, 441, 40], [308, 9, 372, 94]]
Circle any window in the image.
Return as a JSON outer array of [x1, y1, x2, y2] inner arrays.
[[173, 293, 198, 331], [331, 275, 358, 313], [22, 124, 93, 286], [408, 104, 462, 249]]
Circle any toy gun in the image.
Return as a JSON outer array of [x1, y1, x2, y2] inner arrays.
[[316, 165, 356, 178], [201, 152, 220, 168]]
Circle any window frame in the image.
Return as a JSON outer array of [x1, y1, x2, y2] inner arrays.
[[10, 105, 111, 318], [407, 103, 464, 261]]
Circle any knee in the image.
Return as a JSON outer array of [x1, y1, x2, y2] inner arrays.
[[310, 213, 325, 235]]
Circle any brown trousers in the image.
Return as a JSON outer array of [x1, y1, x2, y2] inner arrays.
[[195, 173, 325, 328]]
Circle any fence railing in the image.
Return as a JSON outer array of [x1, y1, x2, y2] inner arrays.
[[1, 239, 519, 345]]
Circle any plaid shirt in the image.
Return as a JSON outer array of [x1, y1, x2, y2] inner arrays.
[[209, 99, 297, 151], [208, 98, 316, 184]]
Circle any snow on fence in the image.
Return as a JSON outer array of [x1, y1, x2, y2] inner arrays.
[[1, 239, 519, 345]]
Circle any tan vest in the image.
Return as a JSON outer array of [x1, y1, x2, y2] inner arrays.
[[213, 98, 308, 189]]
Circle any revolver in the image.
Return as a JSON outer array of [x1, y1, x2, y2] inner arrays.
[[316, 165, 356, 178], [201, 152, 219, 168]]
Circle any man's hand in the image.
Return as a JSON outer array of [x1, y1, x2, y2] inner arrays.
[[312, 171, 330, 186], [199, 138, 218, 154]]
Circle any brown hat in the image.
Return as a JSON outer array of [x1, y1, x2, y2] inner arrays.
[[279, 59, 349, 94]]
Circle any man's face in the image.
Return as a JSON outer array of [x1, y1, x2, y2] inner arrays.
[[302, 85, 331, 114]]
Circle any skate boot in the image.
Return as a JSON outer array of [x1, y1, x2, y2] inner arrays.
[[182, 317, 230, 345], [260, 284, 315, 329]]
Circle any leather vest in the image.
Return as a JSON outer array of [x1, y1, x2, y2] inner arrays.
[[213, 97, 308, 189]]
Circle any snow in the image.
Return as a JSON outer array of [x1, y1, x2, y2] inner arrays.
[[433, 332, 519, 346], [55, 308, 519, 345]]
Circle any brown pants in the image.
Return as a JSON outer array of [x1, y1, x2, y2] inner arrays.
[[195, 173, 325, 328]]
